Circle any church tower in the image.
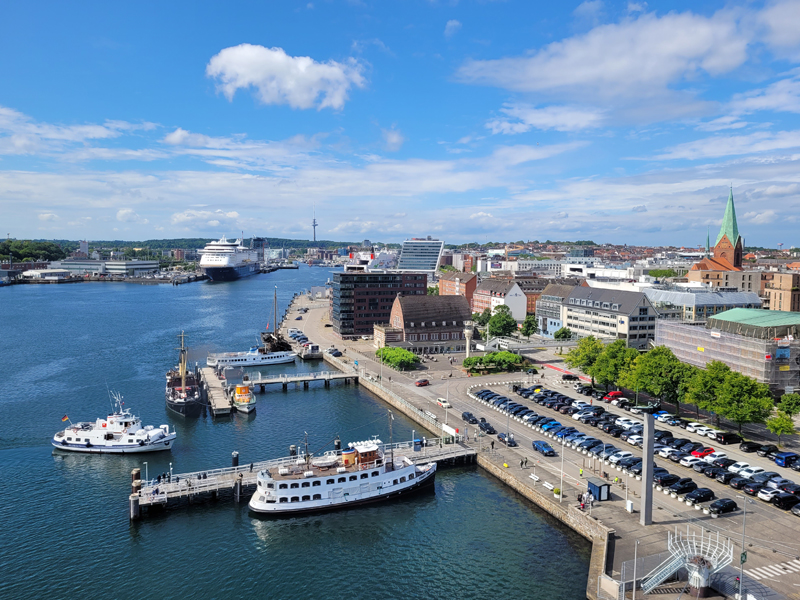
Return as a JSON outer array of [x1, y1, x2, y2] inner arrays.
[[713, 187, 743, 268]]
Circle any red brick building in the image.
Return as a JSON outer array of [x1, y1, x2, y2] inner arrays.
[[438, 272, 477, 306], [374, 294, 472, 353]]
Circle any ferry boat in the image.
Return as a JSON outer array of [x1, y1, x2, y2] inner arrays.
[[52, 393, 176, 454], [199, 236, 260, 281], [248, 437, 436, 515], [165, 332, 205, 417], [232, 381, 256, 413]]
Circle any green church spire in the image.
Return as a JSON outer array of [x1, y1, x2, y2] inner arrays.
[[716, 186, 740, 246], [705, 226, 710, 256]]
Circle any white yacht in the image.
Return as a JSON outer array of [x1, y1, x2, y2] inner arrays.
[[199, 236, 260, 281], [52, 393, 176, 454], [248, 438, 436, 515]]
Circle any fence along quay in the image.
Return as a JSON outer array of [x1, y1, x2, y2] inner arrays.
[[128, 440, 476, 520]]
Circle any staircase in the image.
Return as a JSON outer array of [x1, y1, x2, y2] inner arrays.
[[641, 554, 685, 594]]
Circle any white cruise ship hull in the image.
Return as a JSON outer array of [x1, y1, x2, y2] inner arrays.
[[207, 351, 296, 368], [52, 433, 176, 454], [249, 461, 436, 516], [203, 262, 259, 281]]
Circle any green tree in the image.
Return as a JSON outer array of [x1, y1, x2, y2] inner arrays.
[[590, 340, 636, 391], [621, 346, 682, 408], [553, 327, 572, 340], [778, 393, 800, 417], [473, 307, 492, 327], [427, 286, 438, 295], [685, 360, 730, 420], [766, 411, 796, 447], [520, 314, 538, 339], [648, 268, 678, 278], [674, 363, 699, 417], [715, 371, 774, 434], [375, 347, 420, 370], [565, 336, 604, 386], [488, 305, 518, 337]]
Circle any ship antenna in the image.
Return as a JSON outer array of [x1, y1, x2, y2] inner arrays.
[[304, 432, 310, 466], [105, 381, 114, 414], [388, 410, 394, 471]]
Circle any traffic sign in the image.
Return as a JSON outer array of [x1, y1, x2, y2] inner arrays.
[[740, 551, 747, 564]]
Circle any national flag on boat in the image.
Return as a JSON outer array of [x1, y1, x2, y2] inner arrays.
[[61, 415, 69, 422]]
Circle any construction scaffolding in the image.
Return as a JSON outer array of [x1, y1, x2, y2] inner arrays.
[[655, 321, 800, 395]]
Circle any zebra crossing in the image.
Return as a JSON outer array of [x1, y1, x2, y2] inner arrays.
[[745, 558, 800, 580]]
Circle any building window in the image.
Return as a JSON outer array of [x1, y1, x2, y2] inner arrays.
[[639, 308, 648, 315]]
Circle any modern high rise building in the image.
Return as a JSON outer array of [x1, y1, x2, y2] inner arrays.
[[396, 237, 444, 274]]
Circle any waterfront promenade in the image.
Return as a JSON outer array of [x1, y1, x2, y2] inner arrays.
[[289, 295, 800, 600]]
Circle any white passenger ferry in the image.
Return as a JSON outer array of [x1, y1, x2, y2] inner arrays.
[[199, 236, 260, 281], [248, 438, 436, 515], [52, 393, 176, 454], [207, 345, 296, 368]]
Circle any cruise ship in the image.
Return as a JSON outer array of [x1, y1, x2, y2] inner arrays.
[[199, 236, 260, 281], [248, 437, 436, 515]]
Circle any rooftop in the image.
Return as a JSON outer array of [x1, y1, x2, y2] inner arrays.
[[708, 308, 800, 328]]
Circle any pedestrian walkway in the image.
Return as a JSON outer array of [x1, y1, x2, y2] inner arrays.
[[745, 558, 800, 580]]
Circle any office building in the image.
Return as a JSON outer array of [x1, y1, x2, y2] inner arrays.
[[396, 237, 444, 274], [438, 272, 477, 306]]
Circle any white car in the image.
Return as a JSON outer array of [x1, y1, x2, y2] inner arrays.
[[738, 466, 765, 479], [629, 406, 643, 415], [653, 444, 669, 453], [757, 488, 782, 502], [627, 435, 644, 446], [659, 447, 679, 459], [686, 422, 704, 433], [680, 456, 702, 467], [728, 462, 750, 474], [609, 451, 634, 464], [573, 401, 589, 410], [573, 411, 590, 421], [694, 426, 714, 436], [623, 420, 643, 430], [656, 413, 673, 423], [706, 451, 727, 462]]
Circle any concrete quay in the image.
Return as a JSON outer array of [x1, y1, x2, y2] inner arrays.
[[290, 294, 800, 600]]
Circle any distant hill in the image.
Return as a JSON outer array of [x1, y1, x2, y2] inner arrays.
[[35, 237, 361, 250]]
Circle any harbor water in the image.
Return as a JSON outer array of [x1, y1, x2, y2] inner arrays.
[[0, 267, 590, 599]]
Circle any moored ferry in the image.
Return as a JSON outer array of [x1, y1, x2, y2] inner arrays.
[[165, 332, 204, 417], [199, 236, 260, 281], [248, 438, 436, 515], [53, 393, 176, 454]]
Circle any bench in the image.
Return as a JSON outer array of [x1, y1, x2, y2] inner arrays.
[[528, 474, 540, 482], [542, 481, 555, 491]]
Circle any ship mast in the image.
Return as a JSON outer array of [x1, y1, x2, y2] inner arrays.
[[387, 410, 394, 472], [274, 286, 278, 334], [177, 330, 187, 391]]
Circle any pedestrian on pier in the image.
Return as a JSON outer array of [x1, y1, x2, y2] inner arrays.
[[579, 468, 583, 478], [524, 457, 528, 468], [578, 493, 585, 510], [491, 440, 495, 451], [588, 493, 595, 508], [519, 459, 523, 469]]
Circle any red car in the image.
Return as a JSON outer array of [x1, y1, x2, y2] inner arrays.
[[603, 391, 623, 403], [692, 447, 715, 458], [415, 379, 429, 387]]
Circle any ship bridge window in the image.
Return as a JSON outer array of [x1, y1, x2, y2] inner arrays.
[[408, 473, 414, 480], [371, 471, 379, 477], [349, 475, 358, 482], [127, 439, 133, 443], [302, 495, 310, 502], [291, 497, 299, 503], [279, 497, 288, 503], [326, 479, 335, 485], [393, 479, 398, 486], [266, 483, 274, 489], [290, 483, 299, 489], [400, 476, 406, 483], [360, 473, 368, 480], [301, 482, 310, 488], [313, 494, 322, 501], [279, 484, 288, 490], [338, 477, 346, 483], [67, 437, 72, 441], [312, 480, 321, 487]]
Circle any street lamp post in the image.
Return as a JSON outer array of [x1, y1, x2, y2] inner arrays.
[[737, 494, 749, 599], [560, 444, 565, 503], [632, 539, 640, 600], [143, 462, 148, 484]]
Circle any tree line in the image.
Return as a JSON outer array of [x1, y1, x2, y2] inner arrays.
[[564, 337, 799, 442], [0, 240, 68, 262]]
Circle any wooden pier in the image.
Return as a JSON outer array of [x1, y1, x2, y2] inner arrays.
[[245, 370, 357, 391], [128, 440, 476, 519], [200, 367, 234, 416]]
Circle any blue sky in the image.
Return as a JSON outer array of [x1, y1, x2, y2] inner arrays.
[[2, 0, 800, 247]]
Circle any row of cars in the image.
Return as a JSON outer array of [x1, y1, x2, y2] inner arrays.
[[471, 384, 800, 517]]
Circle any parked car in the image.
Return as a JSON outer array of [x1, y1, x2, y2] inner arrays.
[[479, 421, 496, 435], [766, 477, 794, 490], [716, 472, 738, 485], [685, 422, 704, 432], [704, 467, 727, 479], [737, 466, 765, 479], [708, 498, 738, 514], [680, 456, 703, 468], [739, 441, 762, 453], [729, 477, 750, 490], [533, 440, 556, 456], [691, 447, 715, 458], [757, 488, 782, 502], [681, 442, 705, 454], [669, 452, 689, 464], [705, 451, 727, 462], [655, 473, 680, 487], [461, 412, 479, 424], [775, 452, 800, 468], [561, 374, 579, 381], [692, 461, 713, 473], [668, 478, 698, 495], [711, 431, 742, 445], [773, 493, 800, 510], [669, 438, 691, 449], [751, 471, 781, 484], [743, 481, 764, 496], [666, 417, 688, 427], [712, 458, 736, 469], [577, 439, 603, 452], [728, 462, 751, 474], [757, 444, 780, 458], [497, 432, 518, 447], [685, 488, 715, 506], [609, 450, 634, 465]]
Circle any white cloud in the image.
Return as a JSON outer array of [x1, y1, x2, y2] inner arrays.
[[444, 20, 462, 39], [627, 2, 646, 13], [758, 0, 800, 56], [382, 127, 405, 152], [116, 208, 148, 224], [470, 211, 493, 219], [457, 9, 748, 122], [170, 209, 240, 227], [729, 75, 800, 115], [206, 44, 365, 110], [487, 103, 605, 133], [743, 210, 778, 224], [573, 1, 604, 25], [695, 115, 748, 132], [37, 212, 59, 221], [654, 130, 800, 160], [631, 205, 647, 212]]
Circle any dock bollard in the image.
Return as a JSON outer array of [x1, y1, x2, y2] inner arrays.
[[132, 480, 142, 496], [232, 451, 239, 468], [131, 468, 141, 486], [129, 494, 140, 520]]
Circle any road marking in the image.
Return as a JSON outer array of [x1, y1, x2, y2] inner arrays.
[[746, 559, 800, 580]]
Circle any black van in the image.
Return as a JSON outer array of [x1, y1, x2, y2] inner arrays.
[[772, 493, 800, 511], [712, 431, 742, 445]]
